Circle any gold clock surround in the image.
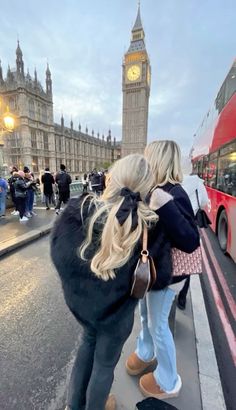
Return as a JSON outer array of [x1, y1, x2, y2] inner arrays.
[[127, 65, 141, 81]]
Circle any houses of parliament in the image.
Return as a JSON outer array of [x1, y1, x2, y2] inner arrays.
[[0, 5, 150, 176], [0, 42, 120, 177]]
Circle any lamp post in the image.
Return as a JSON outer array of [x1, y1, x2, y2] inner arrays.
[[0, 102, 15, 173]]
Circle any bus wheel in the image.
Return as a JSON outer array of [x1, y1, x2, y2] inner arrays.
[[217, 210, 228, 252]]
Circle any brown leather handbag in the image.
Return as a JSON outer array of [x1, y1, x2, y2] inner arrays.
[[130, 226, 157, 299]]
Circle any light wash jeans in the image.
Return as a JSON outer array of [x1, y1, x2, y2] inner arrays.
[[136, 288, 178, 392], [25, 189, 34, 214]]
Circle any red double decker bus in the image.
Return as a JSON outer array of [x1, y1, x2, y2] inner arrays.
[[191, 60, 236, 263]]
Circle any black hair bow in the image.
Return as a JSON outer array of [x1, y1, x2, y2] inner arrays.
[[116, 187, 141, 231]]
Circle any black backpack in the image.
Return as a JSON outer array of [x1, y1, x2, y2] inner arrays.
[[57, 172, 70, 191], [136, 398, 179, 410]]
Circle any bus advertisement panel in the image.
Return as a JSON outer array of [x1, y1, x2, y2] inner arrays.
[[191, 60, 236, 263]]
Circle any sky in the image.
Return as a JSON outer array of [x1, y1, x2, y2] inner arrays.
[[0, 0, 235, 154]]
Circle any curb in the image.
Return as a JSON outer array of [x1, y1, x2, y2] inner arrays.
[[190, 275, 226, 410], [0, 223, 53, 257]]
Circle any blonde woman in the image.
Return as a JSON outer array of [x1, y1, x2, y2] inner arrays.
[[50, 153, 199, 410], [51, 154, 157, 410], [126, 141, 200, 400]]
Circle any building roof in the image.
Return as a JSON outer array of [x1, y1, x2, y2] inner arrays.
[[132, 5, 143, 32], [127, 5, 146, 54]]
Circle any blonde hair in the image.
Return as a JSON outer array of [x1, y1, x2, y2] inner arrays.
[[144, 140, 183, 186], [80, 154, 158, 281]]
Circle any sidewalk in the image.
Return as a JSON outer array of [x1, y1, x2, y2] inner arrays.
[[112, 272, 227, 410], [0, 206, 226, 410], [0, 205, 55, 256]]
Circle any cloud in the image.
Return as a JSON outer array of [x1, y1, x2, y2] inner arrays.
[[1, 0, 236, 149]]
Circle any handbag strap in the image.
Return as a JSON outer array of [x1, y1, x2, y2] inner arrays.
[[141, 225, 149, 263], [195, 189, 201, 209]]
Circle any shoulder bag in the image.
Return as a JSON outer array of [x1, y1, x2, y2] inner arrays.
[[172, 242, 203, 277], [131, 226, 156, 299]]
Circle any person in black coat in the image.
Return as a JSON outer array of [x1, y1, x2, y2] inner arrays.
[[126, 140, 200, 401], [55, 164, 72, 214], [51, 154, 199, 410], [41, 168, 55, 210], [8, 166, 18, 215]]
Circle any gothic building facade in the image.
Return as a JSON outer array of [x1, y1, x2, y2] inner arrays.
[[122, 5, 151, 156], [0, 42, 120, 178]]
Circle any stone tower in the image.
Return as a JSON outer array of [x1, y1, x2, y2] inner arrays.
[[122, 4, 151, 157], [0, 41, 55, 173]]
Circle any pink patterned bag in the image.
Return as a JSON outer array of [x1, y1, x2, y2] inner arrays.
[[171, 244, 202, 277]]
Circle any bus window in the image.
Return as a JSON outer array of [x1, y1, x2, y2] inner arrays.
[[202, 156, 209, 184], [208, 152, 218, 188], [218, 148, 236, 196], [198, 158, 203, 178]]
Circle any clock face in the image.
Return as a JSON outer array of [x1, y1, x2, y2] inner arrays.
[[127, 65, 141, 81]]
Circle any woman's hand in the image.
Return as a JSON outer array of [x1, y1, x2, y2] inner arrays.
[[149, 188, 173, 210]]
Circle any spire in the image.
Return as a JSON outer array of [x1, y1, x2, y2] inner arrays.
[[16, 40, 24, 76], [92, 129, 94, 137], [107, 129, 112, 144], [78, 122, 81, 131], [132, 2, 143, 32], [86, 125, 88, 134], [46, 63, 52, 97], [16, 40, 23, 57], [26, 68, 31, 80], [7, 65, 11, 80], [61, 114, 64, 129], [70, 118, 73, 130], [128, 2, 146, 53], [34, 68, 37, 83], [46, 63, 51, 76]]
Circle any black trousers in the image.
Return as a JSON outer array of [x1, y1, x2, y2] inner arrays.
[[45, 194, 56, 208], [174, 275, 190, 298], [67, 312, 134, 410], [15, 197, 26, 218], [55, 191, 70, 210]]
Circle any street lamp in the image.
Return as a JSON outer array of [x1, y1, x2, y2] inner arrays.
[[0, 102, 16, 172], [0, 105, 15, 133], [2, 107, 15, 132]]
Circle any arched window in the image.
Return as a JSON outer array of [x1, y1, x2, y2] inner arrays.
[[42, 104, 47, 123], [29, 99, 35, 119]]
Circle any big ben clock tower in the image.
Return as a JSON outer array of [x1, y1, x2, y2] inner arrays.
[[122, 4, 151, 157]]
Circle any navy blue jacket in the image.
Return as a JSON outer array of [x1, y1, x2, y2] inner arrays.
[[50, 185, 199, 329]]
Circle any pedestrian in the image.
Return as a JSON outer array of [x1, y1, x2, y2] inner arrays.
[[90, 168, 100, 194], [55, 164, 72, 215], [8, 166, 19, 215], [51, 153, 199, 410], [41, 168, 55, 210], [0, 175, 8, 218], [13, 170, 33, 222], [98, 171, 106, 195], [126, 140, 200, 400], [82, 172, 88, 193], [24, 166, 37, 217], [176, 162, 209, 310]]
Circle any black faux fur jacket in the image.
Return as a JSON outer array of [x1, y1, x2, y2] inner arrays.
[[50, 185, 199, 328]]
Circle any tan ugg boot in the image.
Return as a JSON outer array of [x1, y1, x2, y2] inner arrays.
[[105, 394, 116, 410], [126, 352, 157, 376], [139, 372, 182, 399]]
